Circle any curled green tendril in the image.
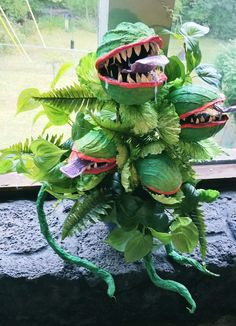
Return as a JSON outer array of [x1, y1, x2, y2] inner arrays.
[[165, 244, 219, 277], [143, 253, 196, 314], [36, 183, 115, 298]]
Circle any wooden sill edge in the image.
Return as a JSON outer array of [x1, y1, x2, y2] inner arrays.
[[0, 163, 236, 190]]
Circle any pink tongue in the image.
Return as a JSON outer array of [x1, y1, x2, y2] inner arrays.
[[122, 55, 169, 74], [60, 158, 90, 178]]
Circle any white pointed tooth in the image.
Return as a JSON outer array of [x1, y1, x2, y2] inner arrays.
[[147, 73, 152, 82], [127, 74, 136, 83], [144, 42, 150, 53], [127, 47, 133, 58], [120, 50, 127, 61], [154, 43, 160, 54], [150, 42, 156, 53], [209, 116, 213, 122], [200, 116, 205, 123], [134, 45, 141, 56], [115, 53, 122, 63], [190, 118, 194, 123], [141, 74, 149, 82], [110, 70, 113, 78], [87, 165, 91, 170], [104, 60, 109, 69], [118, 73, 123, 82], [195, 118, 200, 124], [136, 73, 141, 83], [94, 162, 97, 168]]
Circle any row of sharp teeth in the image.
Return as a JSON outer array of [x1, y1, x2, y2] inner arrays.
[[117, 70, 161, 83], [181, 112, 223, 124], [86, 162, 109, 170], [102, 42, 159, 68]]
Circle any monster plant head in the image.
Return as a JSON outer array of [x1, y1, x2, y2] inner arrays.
[[135, 154, 182, 195], [169, 85, 228, 142], [96, 22, 168, 105], [60, 129, 117, 178]]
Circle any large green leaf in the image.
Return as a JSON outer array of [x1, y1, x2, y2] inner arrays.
[[30, 139, 66, 171], [0, 159, 14, 174], [149, 228, 171, 245], [179, 138, 223, 162], [195, 64, 222, 88], [165, 56, 186, 82], [116, 194, 143, 230], [156, 103, 181, 145], [17, 88, 40, 114], [105, 227, 140, 252], [140, 142, 165, 158], [124, 232, 153, 262], [198, 189, 220, 203], [170, 217, 199, 253]]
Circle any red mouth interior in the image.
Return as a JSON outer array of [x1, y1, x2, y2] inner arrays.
[[180, 100, 228, 129], [96, 36, 167, 88]]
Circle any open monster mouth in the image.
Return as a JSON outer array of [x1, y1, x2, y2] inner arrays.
[[96, 36, 168, 88], [180, 99, 228, 129], [60, 151, 116, 179]]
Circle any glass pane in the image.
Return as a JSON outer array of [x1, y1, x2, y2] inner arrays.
[[0, 0, 98, 148], [169, 0, 236, 150]]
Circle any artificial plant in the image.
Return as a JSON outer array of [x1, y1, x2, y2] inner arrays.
[[0, 21, 235, 313]]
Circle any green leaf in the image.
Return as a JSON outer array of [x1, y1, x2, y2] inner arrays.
[[62, 189, 111, 239], [170, 217, 199, 253], [190, 208, 207, 260], [17, 88, 40, 114], [72, 112, 94, 141], [195, 64, 222, 88], [121, 160, 132, 192], [156, 104, 181, 145], [116, 142, 129, 169], [120, 103, 158, 136], [124, 232, 153, 262], [165, 56, 186, 82], [185, 42, 202, 74], [30, 139, 66, 171], [51, 62, 73, 89], [76, 52, 109, 99], [116, 194, 143, 230], [198, 189, 220, 203], [0, 159, 14, 174], [33, 84, 96, 125], [180, 22, 209, 38], [149, 228, 171, 245], [105, 227, 140, 252], [140, 142, 165, 158], [149, 190, 184, 205], [179, 138, 223, 162]]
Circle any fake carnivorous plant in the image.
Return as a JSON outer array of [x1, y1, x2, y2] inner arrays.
[[1, 22, 235, 313]]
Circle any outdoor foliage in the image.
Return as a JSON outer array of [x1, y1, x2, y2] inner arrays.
[[175, 0, 236, 40], [216, 41, 236, 106]]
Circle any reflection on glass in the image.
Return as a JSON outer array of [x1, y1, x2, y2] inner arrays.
[[0, 0, 98, 148]]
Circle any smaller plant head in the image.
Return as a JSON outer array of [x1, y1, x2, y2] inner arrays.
[[135, 154, 182, 195], [169, 85, 228, 142], [60, 129, 117, 178]]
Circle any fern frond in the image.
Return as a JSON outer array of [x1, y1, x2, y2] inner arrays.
[[0, 138, 32, 156], [190, 207, 207, 260], [61, 190, 112, 239], [33, 83, 97, 114]]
